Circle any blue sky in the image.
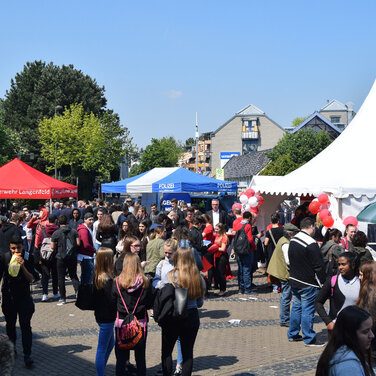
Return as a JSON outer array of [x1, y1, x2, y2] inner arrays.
[[1, 0, 375, 148]]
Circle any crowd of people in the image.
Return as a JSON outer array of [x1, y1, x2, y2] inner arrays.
[[1, 196, 376, 375], [265, 202, 376, 375], [0, 197, 234, 375]]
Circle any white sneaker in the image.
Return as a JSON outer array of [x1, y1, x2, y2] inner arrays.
[[57, 299, 66, 306], [42, 294, 48, 302], [52, 293, 60, 300]]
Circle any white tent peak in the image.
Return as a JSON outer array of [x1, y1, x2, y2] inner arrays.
[[252, 80, 376, 199]]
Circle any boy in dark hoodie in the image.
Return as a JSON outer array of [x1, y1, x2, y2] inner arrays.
[[0, 213, 23, 255], [35, 214, 59, 302], [68, 208, 83, 230], [0, 235, 35, 368]]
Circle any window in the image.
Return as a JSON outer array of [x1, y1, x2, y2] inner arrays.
[[242, 119, 258, 132], [330, 116, 341, 124], [242, 140, 258, 154]]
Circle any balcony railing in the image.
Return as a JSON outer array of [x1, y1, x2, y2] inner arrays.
[[242, 131, 258, 139]]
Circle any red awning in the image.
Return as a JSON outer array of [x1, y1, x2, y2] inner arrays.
[[0, 159, 78, 199]]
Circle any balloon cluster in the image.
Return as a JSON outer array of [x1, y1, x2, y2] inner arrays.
[[232, 188, 264, 214], [308, 193, 358, 228]]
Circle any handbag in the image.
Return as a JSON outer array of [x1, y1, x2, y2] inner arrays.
[[75, 284, 95, 310], [173, 284, 189, 319]]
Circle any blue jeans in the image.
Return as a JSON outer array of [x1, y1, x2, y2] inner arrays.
[[80, 258, 95, 285], [288, 285, 319, 344], [280, 280, 292, 325], [96, 322, 115, 376], [177, 337, 183, 366], [237, 253, 253, 293]]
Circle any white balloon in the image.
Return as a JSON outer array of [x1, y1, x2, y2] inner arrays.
[[248, 196, 258, 207], [239, 194, 248, 204], [244, 204, 250, 211]]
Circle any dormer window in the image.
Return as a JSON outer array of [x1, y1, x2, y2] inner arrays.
[[330, 116, 341, 124]]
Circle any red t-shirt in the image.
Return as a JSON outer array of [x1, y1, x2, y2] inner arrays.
[[203, 224, 214, 243]]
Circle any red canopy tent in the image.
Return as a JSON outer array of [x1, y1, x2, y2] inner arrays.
[[0, 158, 78, 199]]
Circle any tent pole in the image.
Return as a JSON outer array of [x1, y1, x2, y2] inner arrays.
[[49, 198, 52, 213]]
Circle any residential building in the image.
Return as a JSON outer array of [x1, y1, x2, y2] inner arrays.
[[178, 134, 212, 174], [210, 104, 285, 175], [289, 112, 342, 139], [318, 99, 355, 131]]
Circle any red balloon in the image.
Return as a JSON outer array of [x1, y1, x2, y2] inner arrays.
[[245, 188, 255, 198], [256, 195, 264, 206], [343, 216, 358, 227], [250, 207, 259, 214], [322, 215, 334, 228], [309, 201, 321, 214], [318, 193, 329, 204], [319, 209, 330, 220]]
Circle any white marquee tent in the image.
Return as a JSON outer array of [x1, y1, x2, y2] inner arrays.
[[251, 80, 376, 231]]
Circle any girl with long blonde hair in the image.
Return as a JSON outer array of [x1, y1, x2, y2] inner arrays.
[[114, 253, 154, 376], [92, 247, 116, 376], [161, 248, 204, 376]]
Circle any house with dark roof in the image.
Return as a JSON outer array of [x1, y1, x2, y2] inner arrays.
[[290, 112, 342, 139], [210, 104, 285, 176], [223, 149, 271, 188]]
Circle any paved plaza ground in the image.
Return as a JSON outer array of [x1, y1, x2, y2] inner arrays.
[[2, 262, 328, 375]]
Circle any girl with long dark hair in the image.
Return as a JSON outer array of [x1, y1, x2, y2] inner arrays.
[[320, 228, 343, 277], [116, 219, 137, 256], [138, 220, 150, 262], [315, 252, 360, 335], [93, 247, 116, 376], [96, 214, 118, 254], [316, 305, 374, 376], [357, 261, 376, 357]]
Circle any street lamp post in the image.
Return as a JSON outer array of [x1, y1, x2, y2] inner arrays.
[[54, 106, 63, 179]]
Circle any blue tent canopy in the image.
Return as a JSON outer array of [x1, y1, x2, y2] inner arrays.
[[101, 167, 237, 193]]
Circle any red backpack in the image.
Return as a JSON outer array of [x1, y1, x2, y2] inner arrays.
[[116, 278, 144, 350]]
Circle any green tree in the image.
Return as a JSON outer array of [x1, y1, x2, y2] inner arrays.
[[260, 129, 332, 176], [185, 137, 195, 146], [39, 104, 136, 181], [131, 137, 183, 175], [292, 116, 309, 128], [2, 61, 107, 164]]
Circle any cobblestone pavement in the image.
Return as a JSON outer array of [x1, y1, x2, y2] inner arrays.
[[1, 263, 328, 375]]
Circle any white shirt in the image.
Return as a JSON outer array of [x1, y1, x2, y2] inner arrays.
[[93, 220, 101, 245], [282, 243, 290, 265], [212, 211, 220, 227]]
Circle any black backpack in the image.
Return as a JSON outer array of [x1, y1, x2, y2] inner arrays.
[[63, 231, 76, 259], [233, 224, 251, 256]]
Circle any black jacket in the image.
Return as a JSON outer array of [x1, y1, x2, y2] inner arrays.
[[206, 210, 228, 230], [1, 250, 34, 298], [189, 226, 204, 253], [153, 283, 175, 325], [315, 274, 349, 325], [93, 276, 116, 323], [112, 279, 155, 321], [288, 231, 326, 289]]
